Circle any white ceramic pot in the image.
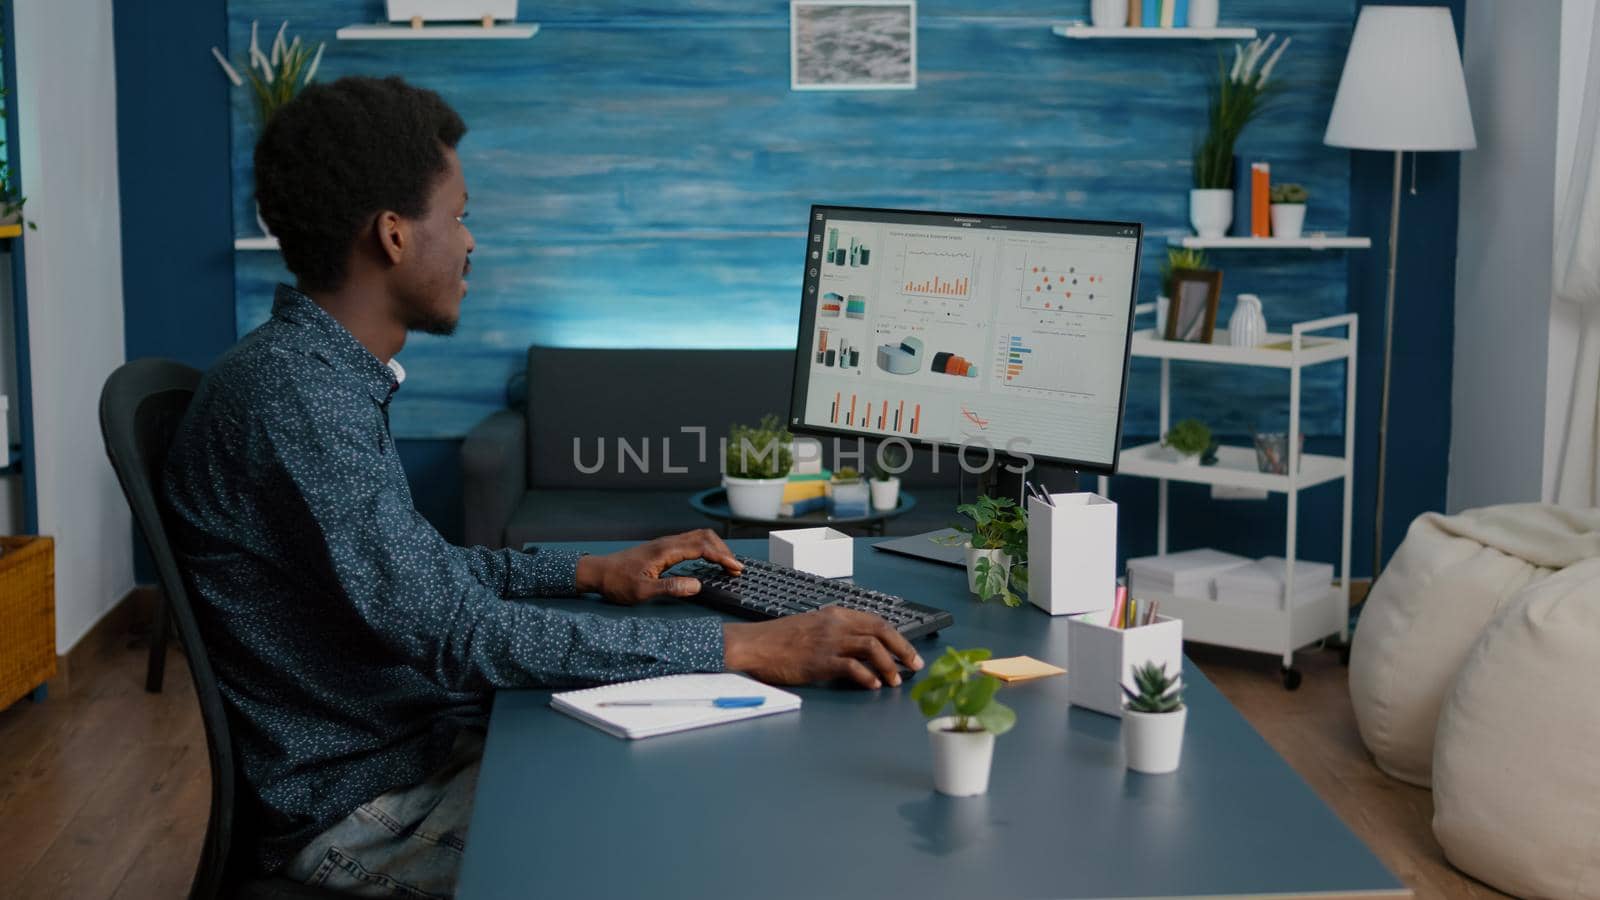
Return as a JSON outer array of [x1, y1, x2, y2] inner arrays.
[[723, 474, 787, 520], [1123, 706, 1187, 774], [1187, 0, 1219, 28], [1174, 453, 1202, 467], [870, 477, 901, 511], [1270, 203, 1306, 239], [928, 716, 996, 796], [1090, 0, 1129, 28], [1189, 189, 1233, 239], [1228, 294, 1267, 348], [965, 545, 1010, 594]]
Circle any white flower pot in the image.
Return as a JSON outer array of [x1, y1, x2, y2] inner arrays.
[[965, 545, 1010, 595], [1270, 203, 1306, 239], [869, 477, 901, 511], [1090, 0, 1129, 27], [1187, 0, 1219, 28], [723, 474, 787, 520], [927, 716, 996, 796], [1174, 452, 1202, 467], [1123, 706, 1187, 774], [1189, 189, 1233, 239]]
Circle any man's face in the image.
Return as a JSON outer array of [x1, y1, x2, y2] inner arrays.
[[394, 147, 474, 336]]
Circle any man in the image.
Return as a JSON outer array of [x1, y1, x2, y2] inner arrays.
[[164, 75, 921, 897]]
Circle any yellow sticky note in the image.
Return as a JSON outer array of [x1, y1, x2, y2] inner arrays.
[[980, 656, 1066, 683]]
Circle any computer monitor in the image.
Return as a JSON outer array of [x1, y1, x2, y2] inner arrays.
[[789, 205, 1142, 476]]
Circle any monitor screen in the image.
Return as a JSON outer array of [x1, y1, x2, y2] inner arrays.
[[789, 205, 1142, 475]]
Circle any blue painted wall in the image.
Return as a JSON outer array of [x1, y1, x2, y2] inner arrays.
[[113, 0, 1460, 578], [226, 0, 1357, 442]]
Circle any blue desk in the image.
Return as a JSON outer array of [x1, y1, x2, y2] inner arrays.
[[458, 539, 1406, 899]]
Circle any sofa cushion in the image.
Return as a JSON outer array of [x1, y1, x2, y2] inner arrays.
[[1432, 557, 1600, 899]]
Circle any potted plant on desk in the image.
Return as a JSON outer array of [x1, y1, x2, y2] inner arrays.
[[1122, 661, 1186, 774], [911, 647, 1016, 796], [869, 444, 907, 511], [723, 415, 792, 519], [942, 496, 1028, 606]]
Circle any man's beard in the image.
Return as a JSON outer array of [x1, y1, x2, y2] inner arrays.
[[413, 314, 458, 337]]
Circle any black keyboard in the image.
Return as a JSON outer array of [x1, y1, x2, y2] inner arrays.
[[669, 555, 954, 640]]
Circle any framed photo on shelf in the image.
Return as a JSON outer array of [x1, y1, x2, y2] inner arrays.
[[790, 1, 917, 91], [1165, 269, 1223, 343]]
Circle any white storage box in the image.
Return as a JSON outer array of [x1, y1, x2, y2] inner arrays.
[[1126, 548, 1252, 599], [1066, 610, 1183, 718], [387, 0, 518, 22], [1027, 492, 1117, 616], [1213, 557, 1335, 611], [769, 527, 853, 578]]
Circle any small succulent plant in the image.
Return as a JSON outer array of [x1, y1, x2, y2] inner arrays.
[[1271, 182, 1309, 204], [1123, 661, 1185, 714], [1162, 419, 1212, 457]]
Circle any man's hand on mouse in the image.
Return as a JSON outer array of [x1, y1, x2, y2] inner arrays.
[[722, 607, 925, 689], [575, 528, 743, 605]]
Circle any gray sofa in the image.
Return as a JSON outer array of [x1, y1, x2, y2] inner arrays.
[[462, 347, 964, 548]]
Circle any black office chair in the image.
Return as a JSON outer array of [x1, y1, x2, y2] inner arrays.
[[100, 359, 341, 900]]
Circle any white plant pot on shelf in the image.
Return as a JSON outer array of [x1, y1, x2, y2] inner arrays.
[[1189, 189, 1233, 239], [1123, 706, 1187, 774], [723, 474, 786, 520], [1187, 0, 1219, 28], [927, 717, 996, 796], [1270, 203, 1306, 239], [1090, 0, 1129, 27], [965, 546, 1010, 595], [869, 477, 901, 511]]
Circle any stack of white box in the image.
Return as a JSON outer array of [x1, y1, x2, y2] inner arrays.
[[1212, 556, 1336, 610], [1125, 548, 1252, 600]]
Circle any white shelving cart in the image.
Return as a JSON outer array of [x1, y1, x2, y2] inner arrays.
[[1099, 307, 1358, 689]]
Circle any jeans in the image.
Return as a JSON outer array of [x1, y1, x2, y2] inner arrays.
[[282, 729, 484, 898]]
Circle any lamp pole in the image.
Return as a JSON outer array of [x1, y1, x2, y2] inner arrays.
[[1373, 149, 1403, 578]]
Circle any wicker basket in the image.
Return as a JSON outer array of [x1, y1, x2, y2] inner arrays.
[[0, 536, 56, 709]]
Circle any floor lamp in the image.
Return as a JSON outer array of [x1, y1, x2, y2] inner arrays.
[[1324, 6, 1475, 577]]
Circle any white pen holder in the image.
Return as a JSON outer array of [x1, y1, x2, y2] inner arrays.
[[1066, 612, 1183, 718], [769, 527, 853, 578], [1026, 492, 1117, 617]]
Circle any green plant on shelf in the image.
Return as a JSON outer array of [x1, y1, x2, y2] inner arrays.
[[724, 415, 792, 480], [1162, 419, 1212, 457], [1193, 34, 1291, 190], [1160, 247, 1208, 293], [1123, 661, 1185, 714], [211, 20, 327, 125], [1270, 182, 1309, 204], [0, 0, 34, 233], [910, 647, 1016, 735]]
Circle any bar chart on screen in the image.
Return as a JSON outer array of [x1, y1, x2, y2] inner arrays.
[[827, 390, 921, 435], [899, 243, 975, 300]]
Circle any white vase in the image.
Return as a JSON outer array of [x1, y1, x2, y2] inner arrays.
[[723, 475, 787, 520], [1174, 453, 1202, 467], [1187, 0, 1219, 28], [869, 477, 901, 511], [1228, 294, 1267, 347], [1090, 0, 1129, 27], [1189, 189, 1233, 239], [965, 546, 1010, 595], [1270, 203, 1306, 239], [1123, 706, 1187, 774], [927, 716, 996, 796]]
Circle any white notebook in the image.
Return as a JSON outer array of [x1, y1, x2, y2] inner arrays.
[[550, 673, 801, 740]]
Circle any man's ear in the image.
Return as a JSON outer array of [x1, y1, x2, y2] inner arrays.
[[375, 210, 407, 266]]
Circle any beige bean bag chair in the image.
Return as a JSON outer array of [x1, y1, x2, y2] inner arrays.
[[1433, 557, 1600, 899], [1349, 504, 1600, 786]]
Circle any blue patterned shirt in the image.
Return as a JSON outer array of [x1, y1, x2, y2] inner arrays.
[[163, 284, 725, 873]]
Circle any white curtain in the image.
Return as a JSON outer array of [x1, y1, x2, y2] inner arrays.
[[1553, 3, 1600, 507]]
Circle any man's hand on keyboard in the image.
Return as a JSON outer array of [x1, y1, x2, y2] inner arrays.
[[575, 529, 744, 605], [722, 607, 925, 690]]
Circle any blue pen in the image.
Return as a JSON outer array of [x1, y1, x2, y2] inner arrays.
[[597, 697, 766, 709]]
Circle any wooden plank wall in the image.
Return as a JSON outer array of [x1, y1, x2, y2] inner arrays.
[[228, 1, 1355, 439]]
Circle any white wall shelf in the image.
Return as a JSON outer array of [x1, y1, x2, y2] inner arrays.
[[336, 22, 539, 40], [1172, 235, 1372, 250], [1052, 23, 1257, 40], [1101, 311, 1359, 689], [235, 236, 279, 251]]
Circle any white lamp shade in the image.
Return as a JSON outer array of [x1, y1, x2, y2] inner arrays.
[[1324, 6, 1476, 151]]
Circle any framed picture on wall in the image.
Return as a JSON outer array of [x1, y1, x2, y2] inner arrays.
[[791, 1, 917, 91], [1165, 269, 1223, 343]]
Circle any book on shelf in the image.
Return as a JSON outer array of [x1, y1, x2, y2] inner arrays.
[[1251, 162, 1271, 238], [1159, 0, 1175, 27], [1142, 0, 1160, 26]]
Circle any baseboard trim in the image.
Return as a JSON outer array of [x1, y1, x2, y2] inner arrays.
[[51, 585, 160, 697]]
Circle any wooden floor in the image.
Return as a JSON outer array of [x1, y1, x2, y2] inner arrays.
[[0, 618, 1510, 899]]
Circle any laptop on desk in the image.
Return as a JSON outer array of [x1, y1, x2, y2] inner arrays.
[[873, 528, 967, 568]]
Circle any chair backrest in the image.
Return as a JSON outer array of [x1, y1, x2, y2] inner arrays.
[[99, 359, 240, 900]]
